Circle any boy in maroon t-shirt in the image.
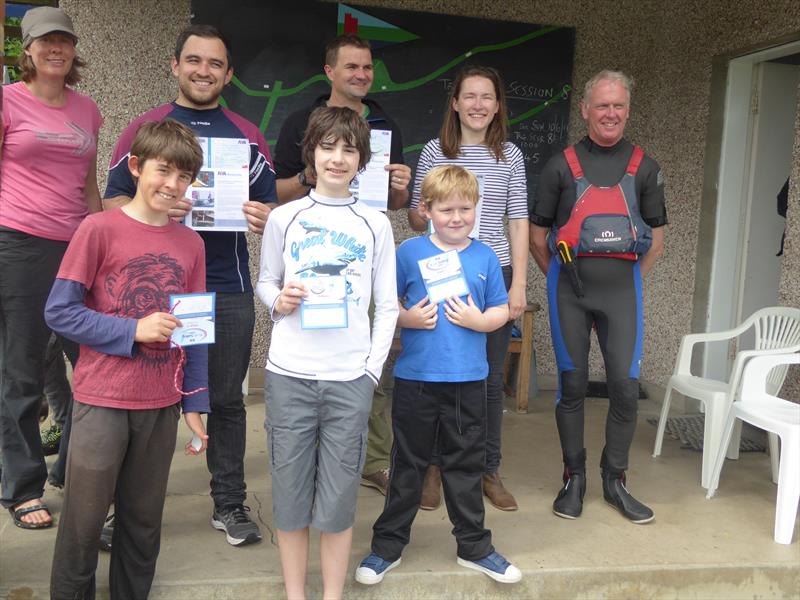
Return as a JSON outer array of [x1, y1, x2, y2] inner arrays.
[[46, 120, 210, 600]]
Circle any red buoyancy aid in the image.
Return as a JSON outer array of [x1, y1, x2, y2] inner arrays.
[[549, 144, 653, 261]]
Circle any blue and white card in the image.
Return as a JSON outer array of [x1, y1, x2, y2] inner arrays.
[[300, 276, 348, 329], [418, 250, 469, 304], [169, 293, 216, 346]]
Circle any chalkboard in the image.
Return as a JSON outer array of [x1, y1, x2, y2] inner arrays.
[[192, 1, 575, 201]]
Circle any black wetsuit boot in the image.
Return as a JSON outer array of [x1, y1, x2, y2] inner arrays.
[[601, 465, 654, 524], [553, 449, 586, 519]]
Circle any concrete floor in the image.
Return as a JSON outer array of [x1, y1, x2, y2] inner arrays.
[[1, 380, 798, 599]]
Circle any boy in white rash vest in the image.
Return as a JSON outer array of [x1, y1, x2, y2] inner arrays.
[[256, 106, 398, 599]]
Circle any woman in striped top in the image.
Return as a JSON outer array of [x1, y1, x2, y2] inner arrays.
[[409, 65, 529, 512]]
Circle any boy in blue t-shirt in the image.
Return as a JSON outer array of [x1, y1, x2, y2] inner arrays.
[[355, 165, 522, 585]]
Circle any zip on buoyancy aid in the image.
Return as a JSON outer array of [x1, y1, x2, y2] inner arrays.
[[548, 144, 652, 261]]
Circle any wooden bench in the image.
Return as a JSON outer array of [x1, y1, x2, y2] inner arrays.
[[504, 303, 540, 414]]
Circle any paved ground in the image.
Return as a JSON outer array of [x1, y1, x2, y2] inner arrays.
[[1, 379, 798, 599]]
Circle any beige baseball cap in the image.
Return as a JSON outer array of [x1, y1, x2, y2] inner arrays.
[[21, 6, 78, 48]]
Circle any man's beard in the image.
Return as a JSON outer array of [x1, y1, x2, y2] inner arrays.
[[179, 82, 221, 108]]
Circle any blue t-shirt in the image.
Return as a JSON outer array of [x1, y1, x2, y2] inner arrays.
[[104, 102, 277, 293], [394, 236, 508, 382]]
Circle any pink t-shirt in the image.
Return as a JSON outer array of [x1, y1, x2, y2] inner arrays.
[[57, 209, 206, 410], [0, 82, 102, 241]]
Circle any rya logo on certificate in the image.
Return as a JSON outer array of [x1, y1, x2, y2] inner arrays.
[[418, 250, 469, 304]]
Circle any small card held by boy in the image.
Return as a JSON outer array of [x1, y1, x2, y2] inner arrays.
[[300, 275, 348, 329], [417, 250, 470, 304], [169, 293, 216, 346]]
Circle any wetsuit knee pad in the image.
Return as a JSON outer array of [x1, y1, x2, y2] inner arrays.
[[558, 369, 588, 408], [607, 378, 639, 422]]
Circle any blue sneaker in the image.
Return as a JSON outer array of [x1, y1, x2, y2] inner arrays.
[[457, 551, 522, 583], [354, 552, 401, 585]]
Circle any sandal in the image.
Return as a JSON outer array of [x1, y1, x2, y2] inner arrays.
[[9, 503, 53, 529]]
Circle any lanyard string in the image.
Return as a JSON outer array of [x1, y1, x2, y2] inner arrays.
[[169, 301, 209, 397]]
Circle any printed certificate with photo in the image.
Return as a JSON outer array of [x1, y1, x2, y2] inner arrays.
[[187, 137, 250, 232], [349, 129, 391, 211]]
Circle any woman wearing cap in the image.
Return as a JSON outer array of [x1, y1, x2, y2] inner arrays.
[[0, 6, 102, 529]]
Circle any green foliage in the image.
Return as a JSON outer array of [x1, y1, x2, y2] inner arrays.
[[4, 16, 23, 82]]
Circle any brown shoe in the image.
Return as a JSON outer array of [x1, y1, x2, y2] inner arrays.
[[361, 469, 389, 496], [482, 472, 519, 511], [420, 465, 442, 510]]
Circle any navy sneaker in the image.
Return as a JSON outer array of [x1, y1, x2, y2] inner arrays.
[[354, 552, 401, 585], [457, 551, 522, 583]]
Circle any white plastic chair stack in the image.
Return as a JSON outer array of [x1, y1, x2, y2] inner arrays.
[[705, 353, 800, 545], [653, 307, 800, 489]]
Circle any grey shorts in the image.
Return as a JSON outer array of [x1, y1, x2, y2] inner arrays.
[[265, 372, 374, 532]]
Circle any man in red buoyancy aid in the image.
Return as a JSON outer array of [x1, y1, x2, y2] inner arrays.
[[529, 70, 667, 524]]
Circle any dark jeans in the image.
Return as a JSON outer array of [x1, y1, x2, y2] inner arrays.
[[50, 401, 179, 600], [0, 228, 69, 508], [48, 337, 79, 488], [431, 266, 513, 474], [372, 378, 493, 562], [485, 266, 513, 473], [44, 334, 71, 428], [206, 291, 255, 508]]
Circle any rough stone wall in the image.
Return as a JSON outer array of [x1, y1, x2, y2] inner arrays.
[[61, 0, 800, 388]]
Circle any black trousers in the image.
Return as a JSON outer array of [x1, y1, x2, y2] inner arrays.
[[0, 227, 72, 508], [430, 266, 513, 473], [206, 292, 254, 508], [371, 378, 493, 562]]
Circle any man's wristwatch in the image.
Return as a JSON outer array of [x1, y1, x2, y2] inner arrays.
[[298, 170, 311, 187]]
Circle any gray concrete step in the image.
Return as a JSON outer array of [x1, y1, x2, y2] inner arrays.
[[1, 388, 798, 599]]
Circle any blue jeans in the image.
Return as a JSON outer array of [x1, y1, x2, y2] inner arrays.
[[206, 292, 255, 508]]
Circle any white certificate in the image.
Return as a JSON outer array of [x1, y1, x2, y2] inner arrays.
[[187, 137, 250, 232], [418, 250, 469, 304], [349, 129, 391, 211], [169, 293, 216, 346], [300, 276, 348, 329]]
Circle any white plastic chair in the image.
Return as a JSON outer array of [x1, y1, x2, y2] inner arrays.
[[706, 353, 800, 544], [653, 307, 800, 489]]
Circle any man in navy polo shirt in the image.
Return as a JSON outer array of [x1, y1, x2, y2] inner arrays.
[[104, 24, 276, 547]]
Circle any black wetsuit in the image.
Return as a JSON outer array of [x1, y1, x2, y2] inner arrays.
[[531, 136, 667, 473]]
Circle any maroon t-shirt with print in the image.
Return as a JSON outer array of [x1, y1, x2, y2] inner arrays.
[[57, 208, 206, 409]]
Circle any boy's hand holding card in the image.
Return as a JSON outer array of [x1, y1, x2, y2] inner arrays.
[[169, 293, 216, 347]]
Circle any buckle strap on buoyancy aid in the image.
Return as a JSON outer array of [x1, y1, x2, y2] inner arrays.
[[626, 146, 644, 176], [564, 144, 645, 181], [564, 145, 584, 179]]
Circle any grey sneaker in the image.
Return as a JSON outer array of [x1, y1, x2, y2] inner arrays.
[[211, 504, 262, 546]]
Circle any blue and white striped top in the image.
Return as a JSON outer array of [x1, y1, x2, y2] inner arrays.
[[410, 139, 528, 267]]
